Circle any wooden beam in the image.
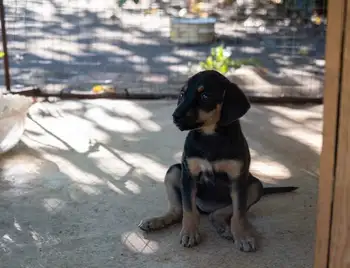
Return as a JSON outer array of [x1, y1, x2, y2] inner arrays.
[[328, 0, 350, 266], [313, 0, 346, 267]]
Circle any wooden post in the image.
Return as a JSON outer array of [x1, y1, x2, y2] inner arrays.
[[313, 0, 350, 267]]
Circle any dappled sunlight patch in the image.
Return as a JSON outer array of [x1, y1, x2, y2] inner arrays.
[[2, 234, 14, 243], [29, 230, 41, 242], [106, 181, 125, 195], [138, 119, 162, 132], [1, 234, 14, 254], [113, 149, 167, 181], [43, 154, 104, 185], [240, 116, 254, 124], [26, 114, 98, 153], [124, 180, 141, 194], [269, 115, 322, 135], [91, 42, 122, 53], [128, 37, 161, 46], [0, 150, 58, 187], [250, 159, 291, 180], [0, 161, 40, 185], [35, 0, 55, 19], [42, 198, 66, 214], [14, 218, 22, 231], [142, 74, 168, 84], [173, 49, 202, 59], [173, 151, 182, 162], [133, 64, 151, 73], [122, 135, 141, 142], [67, 115, 111, 143], [27, 41, 76, 62], [121, 231, 159, 255], [168, 64, 188, 74], [154, 55, 182, 64], [27, 229, 61, 247], [269, 116, 298, 130], [265, 106, 322, 123], [82, 100, 161, 132], [112, 101, 153, 120], [239, 46, 263, 54], [23, 122, 72, 151], [68, 183, 102, 202], [131, 167, 164, 184], [249, 148, 259, 158], [277, 128, 321, 153], [92, 156, 131, 179], [85, 107, 141, 134], [127, 55, 148, 64]]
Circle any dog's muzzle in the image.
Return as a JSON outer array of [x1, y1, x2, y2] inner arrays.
[[172, 99, 192, 130], [172, 114, 192, 131]]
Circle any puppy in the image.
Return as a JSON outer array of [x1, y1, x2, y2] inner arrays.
[[138, 70, 297, 252]]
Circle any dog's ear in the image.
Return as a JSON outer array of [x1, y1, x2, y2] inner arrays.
[[219, 81, 250, 126]]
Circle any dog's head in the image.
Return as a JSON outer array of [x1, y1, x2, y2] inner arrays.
[[172, 70, 250, 133]]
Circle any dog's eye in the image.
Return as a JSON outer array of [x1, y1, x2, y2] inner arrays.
[[201, 93, 209, 101]]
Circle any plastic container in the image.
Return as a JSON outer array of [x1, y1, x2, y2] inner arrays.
[[170, 17, 216, 44]]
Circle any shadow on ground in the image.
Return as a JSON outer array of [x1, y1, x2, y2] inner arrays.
[[0, 99, 321, 267]]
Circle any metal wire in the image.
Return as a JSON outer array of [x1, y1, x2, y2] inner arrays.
[[0, 0, 327, 99]]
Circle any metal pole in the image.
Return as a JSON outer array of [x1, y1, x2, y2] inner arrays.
[[0, 0, 11, 92]]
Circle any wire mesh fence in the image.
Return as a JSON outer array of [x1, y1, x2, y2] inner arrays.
[[0, 0, 326, 99]]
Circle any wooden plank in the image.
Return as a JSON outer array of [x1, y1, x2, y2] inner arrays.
[[313, 0, 346, 267], [328, 1, 350, 266]]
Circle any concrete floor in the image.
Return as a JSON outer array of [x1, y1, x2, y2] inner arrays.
[[0, 100, 322, 268]]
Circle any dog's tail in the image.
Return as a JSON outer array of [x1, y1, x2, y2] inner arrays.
[[263, 186, 298, 195], [249, 173, 298, 195]]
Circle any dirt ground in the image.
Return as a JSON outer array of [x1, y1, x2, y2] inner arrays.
[[0, 100, 321, 267]]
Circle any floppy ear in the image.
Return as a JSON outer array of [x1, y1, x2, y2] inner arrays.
[[219, 81, 251, 126]]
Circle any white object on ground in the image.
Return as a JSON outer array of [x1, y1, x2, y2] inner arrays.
[[0, 91, 34, 154]]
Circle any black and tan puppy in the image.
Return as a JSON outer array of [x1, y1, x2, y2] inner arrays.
[[138, 70, 297, 252]]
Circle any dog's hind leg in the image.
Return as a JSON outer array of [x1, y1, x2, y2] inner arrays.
[[138, 164, 183, 231], [209, 177, 263, 240]]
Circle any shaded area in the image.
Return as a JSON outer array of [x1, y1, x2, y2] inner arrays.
[[1, 0, 325, 97], [0, 99, 320, 267]]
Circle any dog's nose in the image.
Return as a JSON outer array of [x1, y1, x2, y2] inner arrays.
[[172, 111, 183, 122], [172, 113, 180, 121]]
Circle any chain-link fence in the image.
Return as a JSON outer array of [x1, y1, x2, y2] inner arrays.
[[0, 0, 326, 99]]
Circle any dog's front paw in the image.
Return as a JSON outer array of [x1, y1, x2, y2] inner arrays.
[[180, 212, 200, 247], [138, 217, 166, 231], [138, 210, 182, 232], [231, 219, 257, 252], [233, 232, 256, 252], [180, 227, 201, 247]]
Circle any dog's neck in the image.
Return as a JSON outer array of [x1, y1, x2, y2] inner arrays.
[[197, 120, 242, 137], [200, 124, 217, 135]]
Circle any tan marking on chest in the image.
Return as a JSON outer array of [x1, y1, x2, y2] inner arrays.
[[212, 159, 243, 179], [186, 157, 213, 176], [186, 158, 242, 179]]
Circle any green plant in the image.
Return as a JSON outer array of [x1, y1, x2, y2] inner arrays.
[[199, 45, 260, 74]]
